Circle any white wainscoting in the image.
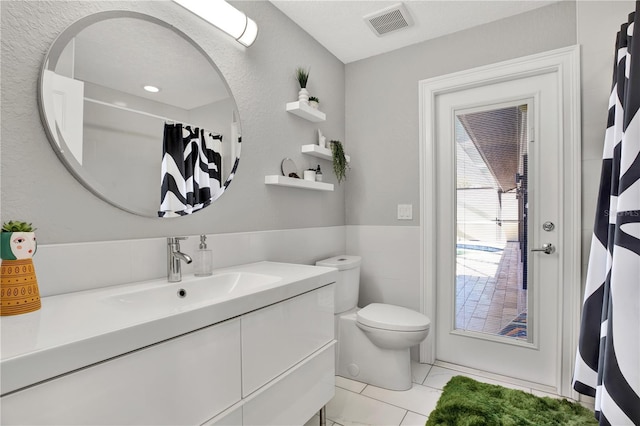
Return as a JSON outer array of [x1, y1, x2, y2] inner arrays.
[[33, 227, 345, 297]]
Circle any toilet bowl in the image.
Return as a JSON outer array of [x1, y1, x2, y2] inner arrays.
[[316, 256, 431, 391], [357, 303, 431, 349]]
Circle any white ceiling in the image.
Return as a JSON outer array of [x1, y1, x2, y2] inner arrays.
[[269, 0, 561, 63]]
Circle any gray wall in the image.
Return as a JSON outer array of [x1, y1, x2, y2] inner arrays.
[[344, 0, 636, 311], [2, 0, 635, 282], [577, 1, 636, 278], [344, 1, 577, 226], [1, 1, 346, 244]]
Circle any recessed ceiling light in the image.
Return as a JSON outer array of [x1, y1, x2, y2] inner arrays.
[[143, 85, 160, 93]]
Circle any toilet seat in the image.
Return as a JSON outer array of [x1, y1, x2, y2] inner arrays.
[[357, 303, 430, 332]]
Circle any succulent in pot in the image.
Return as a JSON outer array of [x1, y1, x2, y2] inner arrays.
[[1, 221, 37, 260], [308, 96, 319, 109], [1, 220, 41, 315]]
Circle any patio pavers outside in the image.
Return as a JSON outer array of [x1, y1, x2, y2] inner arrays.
[[455, 241, 527, 337]]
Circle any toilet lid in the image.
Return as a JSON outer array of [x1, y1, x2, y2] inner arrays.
[[316, 255, 361, 271], [357, 303, 430, 332]]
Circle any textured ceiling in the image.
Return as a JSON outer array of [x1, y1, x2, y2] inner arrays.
[[270, 1, 561, 63]]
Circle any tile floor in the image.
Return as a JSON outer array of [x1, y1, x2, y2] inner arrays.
[[455, 241, 527, 337], [304, 362, 583, 426]]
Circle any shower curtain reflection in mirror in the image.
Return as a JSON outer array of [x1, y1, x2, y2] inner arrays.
[[159, 123, 223, 217]]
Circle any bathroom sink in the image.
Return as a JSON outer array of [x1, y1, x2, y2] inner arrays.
[[106, 272, 282, 310], [1, 261, 338, 395]]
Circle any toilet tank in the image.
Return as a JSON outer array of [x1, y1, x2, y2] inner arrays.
[[316, 255, 361, 314]]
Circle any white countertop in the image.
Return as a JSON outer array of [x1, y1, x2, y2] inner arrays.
[[0, 261, 337, 395]]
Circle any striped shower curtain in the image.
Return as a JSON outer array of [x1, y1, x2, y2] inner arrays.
[[573, 3, 640, 425], [158, 123, 223, 217]]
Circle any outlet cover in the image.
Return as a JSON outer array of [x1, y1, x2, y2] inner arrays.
[[397, 204, 413, 220]]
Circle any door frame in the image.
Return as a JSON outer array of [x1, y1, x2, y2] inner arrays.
[[418, 45, 581, 397]]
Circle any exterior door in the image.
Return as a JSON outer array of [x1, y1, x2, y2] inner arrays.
[[432, 71, 561, 388]]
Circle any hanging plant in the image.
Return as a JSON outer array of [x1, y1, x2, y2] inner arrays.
[[330, 140, 348, 184]]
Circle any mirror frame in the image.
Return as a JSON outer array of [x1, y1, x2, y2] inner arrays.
[[38, 10, 242, 217]]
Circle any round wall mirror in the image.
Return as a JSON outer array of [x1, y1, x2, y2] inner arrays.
[[39, 11, 241, 217], [281, 158, 299, 178]]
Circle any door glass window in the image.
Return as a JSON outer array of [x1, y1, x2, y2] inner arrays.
[[454, 104, 529, 341]]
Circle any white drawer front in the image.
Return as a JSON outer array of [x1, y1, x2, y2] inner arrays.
[[243, 343, 335, 426], [241, 284, 334, 396], [1, 319, 241, 425]]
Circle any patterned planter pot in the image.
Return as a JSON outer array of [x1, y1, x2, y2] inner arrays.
[[1, 232, 41, 316]]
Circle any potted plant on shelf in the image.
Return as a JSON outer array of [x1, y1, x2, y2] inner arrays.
[[330, 140, 348, 184], [1, 220, 41, 315], [309, 96, 319, 109], [296, 66, 310, 104]]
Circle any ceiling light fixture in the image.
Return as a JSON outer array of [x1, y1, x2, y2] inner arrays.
[[172, 0, 258, 47], [143, 85, 160, 93]]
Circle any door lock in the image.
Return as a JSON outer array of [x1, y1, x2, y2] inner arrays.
[[542, 221, 555, 232], [531, 243, 555, 254]]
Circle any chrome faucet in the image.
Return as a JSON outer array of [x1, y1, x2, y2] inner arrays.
[[167, 237, 192, 282]]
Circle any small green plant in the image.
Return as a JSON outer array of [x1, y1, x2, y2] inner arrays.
[[295, 67, 310, 89], [309, 96, 319, 103], [330, 140, 348, 184], [2, 220, 36, 232]]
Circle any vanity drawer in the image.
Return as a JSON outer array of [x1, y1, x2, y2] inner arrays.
[[241, 284, 334, 396], [242, 342, 336, 426], [1, 318, 241, 425]]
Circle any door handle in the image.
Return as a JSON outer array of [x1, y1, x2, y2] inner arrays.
[[531, 243, 555, 254]]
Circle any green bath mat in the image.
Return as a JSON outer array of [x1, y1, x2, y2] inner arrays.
[[425, 376, 597, 426]]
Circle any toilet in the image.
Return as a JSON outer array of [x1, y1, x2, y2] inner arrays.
[[316, 255, 430, 391]]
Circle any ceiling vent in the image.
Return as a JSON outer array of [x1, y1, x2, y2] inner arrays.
[[364, 3, 413, 37]]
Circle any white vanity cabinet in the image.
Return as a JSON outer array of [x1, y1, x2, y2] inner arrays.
[[242, 284, 334, 396], [239, 284, 335, 426], [240, 342, 335, 426], [1, 318, 242, 425], [1, 282, 336, 426]]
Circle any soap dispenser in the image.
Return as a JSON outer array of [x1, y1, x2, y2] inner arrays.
[[194, 235, 213, 277], [315, 164, 323, 182]]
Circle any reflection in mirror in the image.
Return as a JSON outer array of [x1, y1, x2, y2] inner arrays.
[[39, 11, 241, 217], [281, 158, 299, 179]]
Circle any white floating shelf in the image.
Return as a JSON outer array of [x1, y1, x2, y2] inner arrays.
[[286, 101, 326, 122], [301, 144, 350, 163], [265, 175, 334, 191]]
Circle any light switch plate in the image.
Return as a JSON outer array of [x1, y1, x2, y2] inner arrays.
[[397, 204, 413, 220]]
